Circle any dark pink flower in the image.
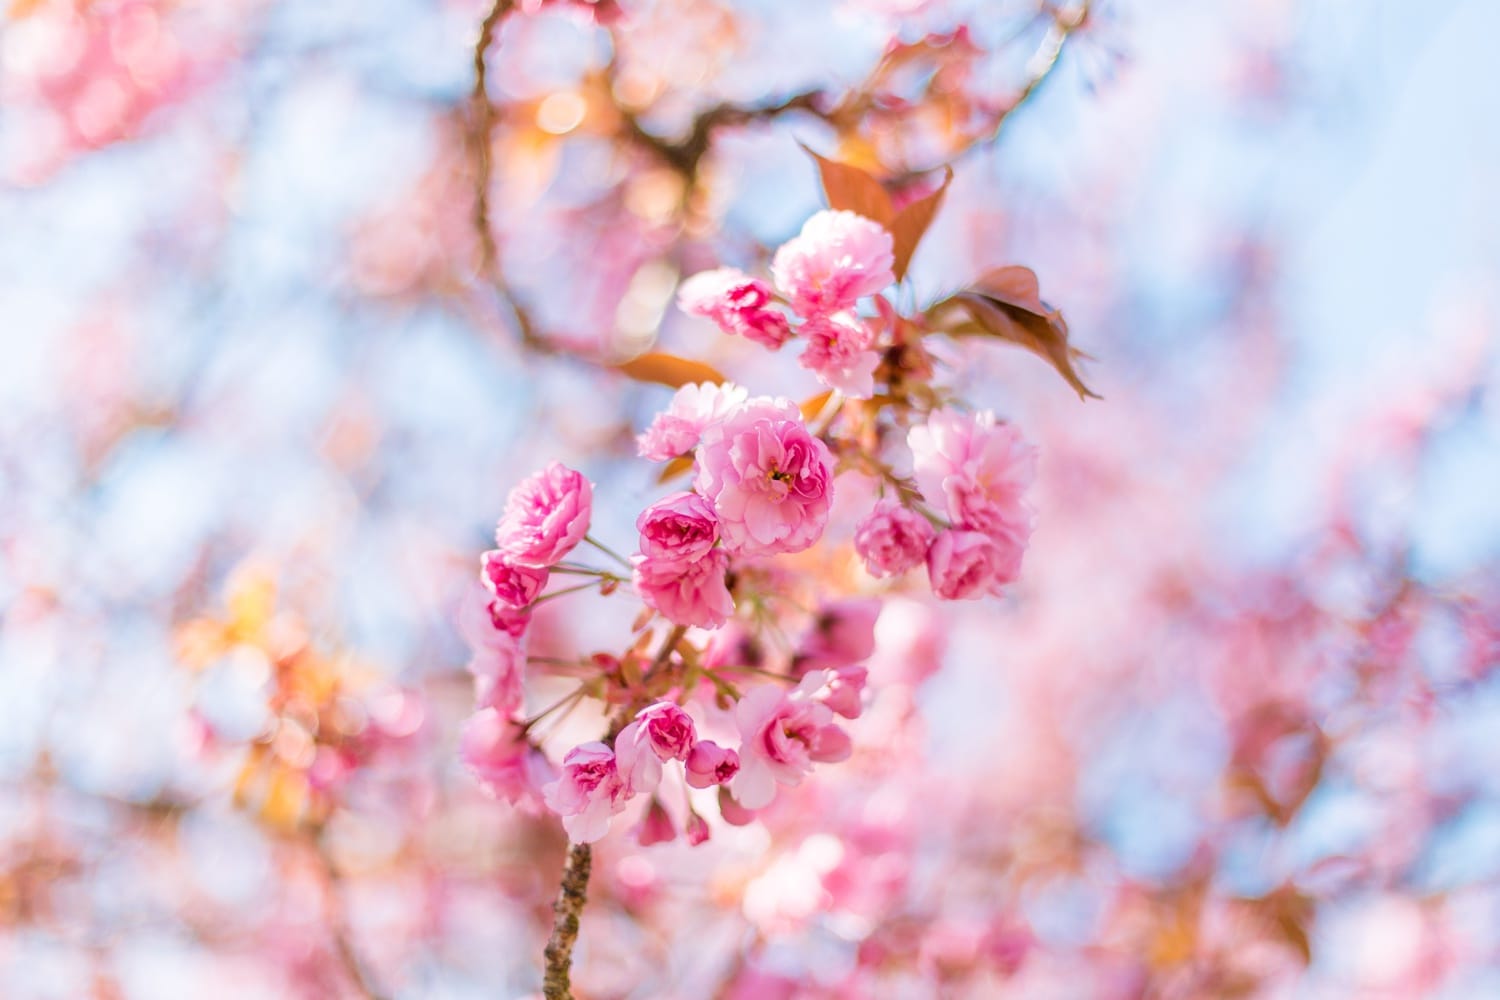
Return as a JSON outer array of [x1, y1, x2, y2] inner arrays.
[[480, 550, 548, 609], [678, 267, 793, 349], [695, 397, 835, 557], [685, 740, 740, 789], [854, 500, 936, 578], [636, 492, 719, 564], [494, 462, 593, 568]]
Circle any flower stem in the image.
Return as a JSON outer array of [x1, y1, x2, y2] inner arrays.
[[585, 535, 632, 570]]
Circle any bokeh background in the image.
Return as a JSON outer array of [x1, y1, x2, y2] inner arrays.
[[2, 0, 1498, 996]]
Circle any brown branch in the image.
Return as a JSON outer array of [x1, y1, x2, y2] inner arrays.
[[542, 841, 593, 1000], [617, 89, 832, 180], [538, 623, 688, 998], [468, 0, 556, 354]]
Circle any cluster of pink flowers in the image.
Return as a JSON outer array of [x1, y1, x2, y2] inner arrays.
[[680, 210, 895, 398], [634, 384, 835, 626], [856, 408, 1036, 599], [460, 462, 594, 798], [458, 195, 1042, 851]]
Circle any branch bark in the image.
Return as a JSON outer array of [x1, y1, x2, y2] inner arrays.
[[541, 841, 593, 1000]]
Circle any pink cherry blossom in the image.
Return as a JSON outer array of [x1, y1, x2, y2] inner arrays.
[[480, 550, 548, 609], [457, 586, 527, 715], [494, 461, 593, 567], [820, 664, 868, 720], [695, 397, 835, 557], [616, 701, 698, 793], [685, 740, 741, 789], [730, 671, 853, 809], [542, 742, 631, 844], [636, 381, 751, 461], [908, 409, 1036, 539], [926, 527, 1024, 600], [636, 492, 719, 563], [771, 209, 895, 318], [460, 708, 553, 805], [633, 548, 735, 629], [678, 267, 794, 349], [854, 500, 936, 578], [799, 311, 880, 398], [794, 598, 881, 673]]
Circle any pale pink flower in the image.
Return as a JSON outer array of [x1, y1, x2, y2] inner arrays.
[[633, 548, 735, 629], [926, 527, 1024, 600], [678, 267, 793, 349], [771, 209, 895, 318], [457, 586, 527, 715], [542, 742, 631, 844], [854, 500, 936, 578], [636, 492, 719, 563], [460, 708, 554, 805], [794, 598, 881, 673], [799, 311, 880, 398], [494, 462, 593, 567], [480, 550, 548, 609], [616, 701, 698, 793], [685, 740, 740, 789], [695, 397, 835, 557], [908, 409, 1036, 539], [636, 381, 750, 461], [731, 671, 853, 809], [820, 664, 869, 720]]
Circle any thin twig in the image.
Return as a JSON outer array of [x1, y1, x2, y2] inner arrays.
[[538, 623, 688, 997], [313, 834, 391, 1000]]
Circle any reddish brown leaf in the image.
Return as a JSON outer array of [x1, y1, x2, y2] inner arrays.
[[656, 454, 694, 484], [799, 389, 835, 423], [800, 144, 894, 228], [889, 167, 952, 281], [935, 265, 1099, 400], [614, 352, 727, 389]]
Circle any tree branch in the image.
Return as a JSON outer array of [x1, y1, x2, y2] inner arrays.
[[542, 841, 593, 1000], [538, 623, 687, 998]]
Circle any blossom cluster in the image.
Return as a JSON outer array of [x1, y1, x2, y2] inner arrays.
[[679, 210, 895, 398], [460, 200, 1041, 847]]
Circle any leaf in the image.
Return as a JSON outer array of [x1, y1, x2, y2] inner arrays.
[[889, 167, 952, 281], [656, 454, 694, 484], [614, 352, 727, 389], [799, 389, 835, 423], [800, 144, 894, 227], [937, 265, 1100, 400]]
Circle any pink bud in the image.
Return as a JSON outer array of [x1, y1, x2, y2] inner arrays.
[[685, 740, 740, 789]]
